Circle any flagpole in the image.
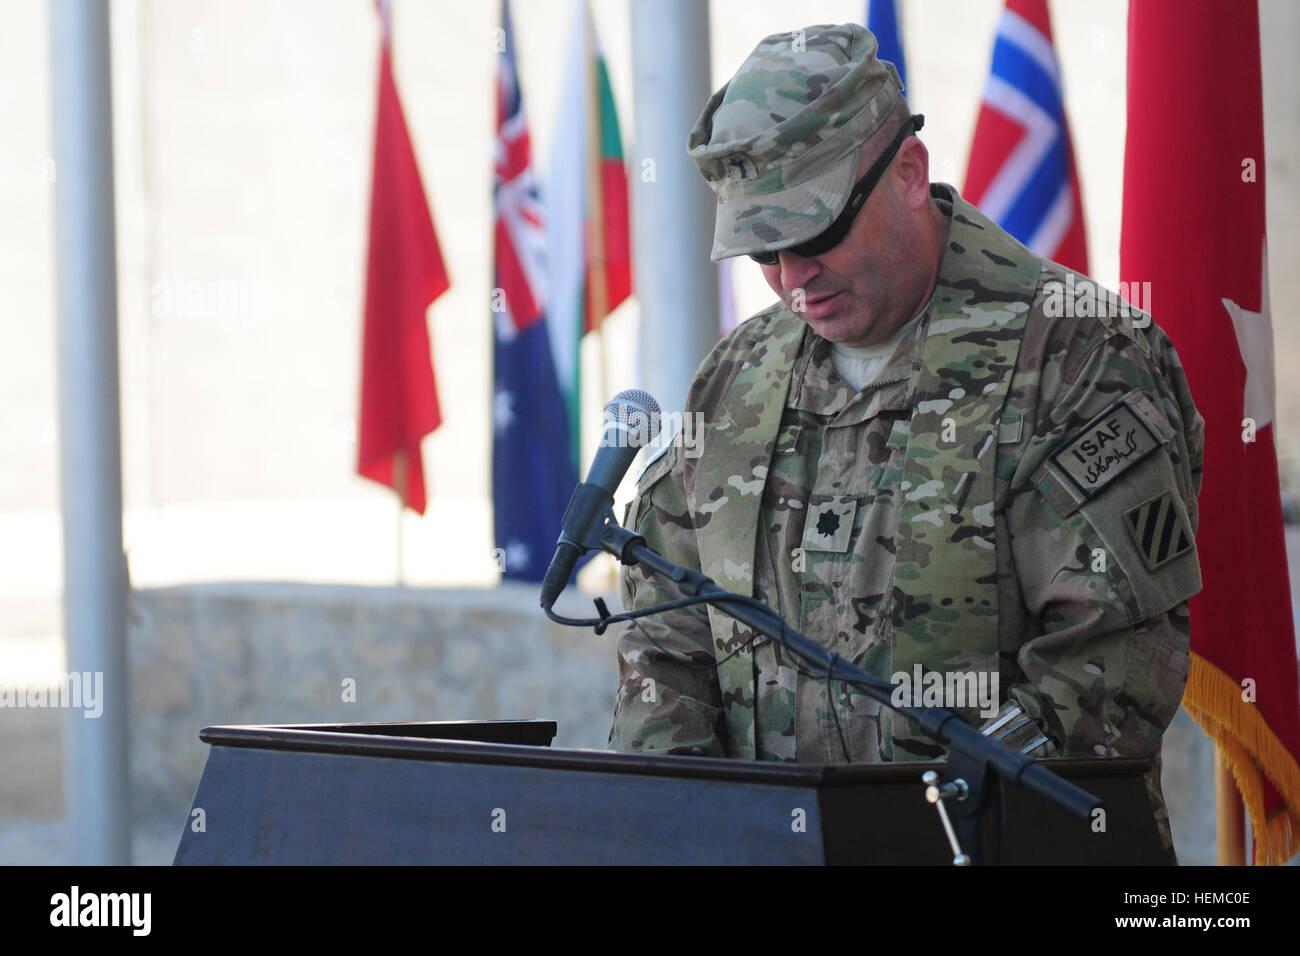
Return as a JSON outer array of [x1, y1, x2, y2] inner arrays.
[[584, 1, 607, 423], [583, 2, 616, 592], [385, 0, 404, 589], [1216, 745, 1247, 864], [393, 448, 406, 585]]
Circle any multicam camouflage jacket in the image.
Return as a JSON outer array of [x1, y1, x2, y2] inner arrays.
[[609, 185, 1203, 854]]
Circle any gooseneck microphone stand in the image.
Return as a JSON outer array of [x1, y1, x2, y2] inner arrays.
[[544, 507, 1103, 866]]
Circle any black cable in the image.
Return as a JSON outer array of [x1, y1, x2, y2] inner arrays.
[[617, 561, 864, 762], [622, 584, 855, 757], [824, 653, 853, 763], [544, 589, 778, 631], [547, 560, 900, 762], [626, 613, 759, 671]]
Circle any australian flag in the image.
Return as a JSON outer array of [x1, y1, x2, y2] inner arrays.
[[492, 0, 577, 582], [964, 0, 1088, 273]]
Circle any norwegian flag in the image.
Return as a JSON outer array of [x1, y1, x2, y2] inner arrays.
[[492, 0, 577, 583], [964, 0, 1088, 273], [866, 0, 907, 90]]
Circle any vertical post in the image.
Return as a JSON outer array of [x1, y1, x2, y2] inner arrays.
[[48, 0, 131, 864], [393, 449, 406, 585], [1215, 746, 1247, 865], [629, 0, 719, 414]]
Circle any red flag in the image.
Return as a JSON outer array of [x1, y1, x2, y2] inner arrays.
[[356, 14, 449, 515], [1122, 0, 1300, 864]]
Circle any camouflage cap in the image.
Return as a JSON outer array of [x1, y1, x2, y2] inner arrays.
[[687, 23, 904, 261]]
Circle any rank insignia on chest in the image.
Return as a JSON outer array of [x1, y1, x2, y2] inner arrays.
[[1049, 397, 1160, 498], [800, 497, 858, 553], [1124, 491, 1195, 571]]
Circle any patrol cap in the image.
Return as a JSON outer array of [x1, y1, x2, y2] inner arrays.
[[687, 23, 905, 262]]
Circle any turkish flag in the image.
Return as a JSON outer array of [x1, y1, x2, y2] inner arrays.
[[1122, 0, 1300, 863], [356, 38, 449, 515]]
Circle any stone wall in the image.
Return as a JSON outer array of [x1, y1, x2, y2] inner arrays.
[[128, 581, 619, 831]]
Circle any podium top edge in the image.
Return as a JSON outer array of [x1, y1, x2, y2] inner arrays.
[[196, 722, 1152, 787]]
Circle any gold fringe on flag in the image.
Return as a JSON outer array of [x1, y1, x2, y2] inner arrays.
[[1183, 652, 1300, 865]]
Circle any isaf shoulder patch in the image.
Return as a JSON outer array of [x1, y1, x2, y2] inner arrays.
[[1030, 387, 1201, 622], [1125, 491, 1195, 572], [1050, 398, 1160, 498]]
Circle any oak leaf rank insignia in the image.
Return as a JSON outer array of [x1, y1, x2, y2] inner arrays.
[[800, 497, 857, 553]]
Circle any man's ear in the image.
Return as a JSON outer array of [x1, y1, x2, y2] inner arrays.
[[894, 138, 931, 210]]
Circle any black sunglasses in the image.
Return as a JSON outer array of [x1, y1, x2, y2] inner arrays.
[[748, 114, 924, 265]]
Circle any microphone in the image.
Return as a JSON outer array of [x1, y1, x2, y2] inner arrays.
[[539, 389, 662, 610]]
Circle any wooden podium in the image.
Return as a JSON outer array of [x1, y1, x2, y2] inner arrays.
[[173, 720, 1170, 865]]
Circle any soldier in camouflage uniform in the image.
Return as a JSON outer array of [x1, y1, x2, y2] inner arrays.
[[608, 23, 1202, 860]]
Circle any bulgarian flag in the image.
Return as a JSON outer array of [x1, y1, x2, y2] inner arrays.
[[546, 0, 632, 469], [1122, 0, 1300, 864]]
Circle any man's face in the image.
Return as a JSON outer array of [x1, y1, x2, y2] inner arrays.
[[756, 136, 932, 348]]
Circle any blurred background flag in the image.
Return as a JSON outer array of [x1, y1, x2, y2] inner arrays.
[[718, 260, 738, 336], [545, 0, 633, 470], [866, 0, 907, 90], [1122, 0, 1300, 865], [492, 0, 577, 583], [356, 0, 449, 515], [963, 0, 1088, 273]]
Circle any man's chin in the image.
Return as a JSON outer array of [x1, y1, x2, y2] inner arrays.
[[795, 312, 889, 348], [797, 311, 872, 345]]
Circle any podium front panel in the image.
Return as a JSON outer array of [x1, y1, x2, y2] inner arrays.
[[174, 721, 1167, 865]]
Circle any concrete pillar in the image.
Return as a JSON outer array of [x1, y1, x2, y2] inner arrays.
[[629, 0, 720, 416], [48, 0, 131, 865]]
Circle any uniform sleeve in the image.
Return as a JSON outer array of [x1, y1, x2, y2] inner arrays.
[[990, 319, 1204, 759], [608, 443, 727, 755]]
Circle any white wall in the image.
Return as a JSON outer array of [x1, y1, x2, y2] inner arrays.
[[2, 0, 1297, 610]]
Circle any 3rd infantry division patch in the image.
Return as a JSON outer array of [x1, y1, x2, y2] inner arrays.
[[1124, 491, 1195, 572]]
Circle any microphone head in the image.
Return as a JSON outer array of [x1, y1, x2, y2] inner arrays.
[[607, 388, 661, 416], [582, 389, 664, 493], [602, 389, 662, 449]]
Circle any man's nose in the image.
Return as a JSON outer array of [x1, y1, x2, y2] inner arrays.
[[779, 251, 821, 293]]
